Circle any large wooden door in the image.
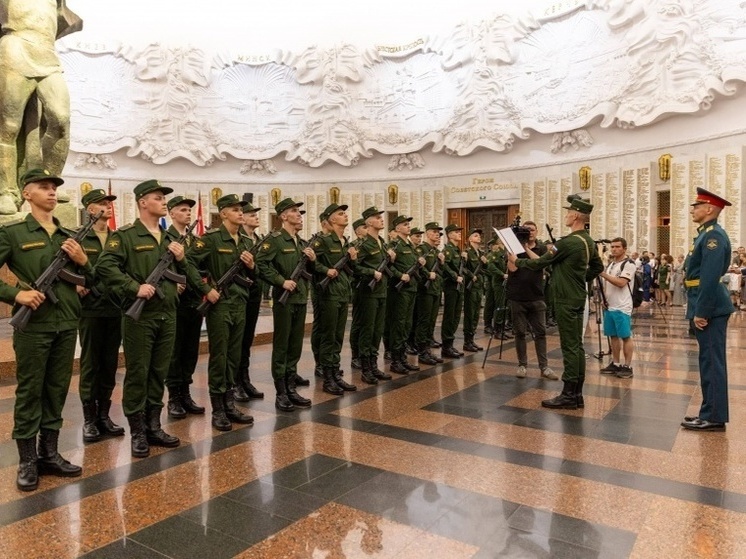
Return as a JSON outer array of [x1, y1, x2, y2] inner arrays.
[[467, 206, 513, 236]]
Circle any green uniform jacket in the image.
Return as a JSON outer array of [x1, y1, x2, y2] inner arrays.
[[255, 229, 313, 304], [313, 231, 354, 302], [0, 214, 94, 332], [464, 246, 484, 288], [516, 230, 603, 306], [80, 227, 121, 317], [442, 242, 463, 285], [245, 231, 265, 303], [96, 219, 188, 317], [390, 238, 419, 292], [168, 225, 203, 308], [415, 243, 442, 295], [186, 225, 252, 303], [685, 219, 733, 320], [485, 249, 507, 286], [355, 235, 391, 298]]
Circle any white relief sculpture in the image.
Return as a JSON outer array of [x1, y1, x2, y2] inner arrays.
[[240, 159, 278, 175], [73, 153, 117, 170], [550, 129, 594, 153], [388, 153, 426, 171]]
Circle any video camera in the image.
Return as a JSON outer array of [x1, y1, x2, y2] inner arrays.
[[510, 215, 531, 245]]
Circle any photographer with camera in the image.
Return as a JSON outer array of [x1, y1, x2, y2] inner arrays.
[[598, 238, 635, 379], [506, 220, 558, 380]]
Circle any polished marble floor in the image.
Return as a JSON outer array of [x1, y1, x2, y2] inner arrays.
[[0, 304, 744, 558]]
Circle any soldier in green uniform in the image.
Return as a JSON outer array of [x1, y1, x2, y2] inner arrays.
[[681, 188, 733, 431], [462, 228, 487, 352], [354, 207, 394, 384], [388, 216, 425, 374], [235, 202, 265, 401], [509, 196, 603, 410], [382, 222, 401, 362], [1, 168, 92, 491], [440, 224, 465, 359], [96, 180, 186, 457], [405, 227, 424, 354], [483, 236, 497, 334], [164, 195, 205, 419], [255, 198, 316, 411], [77, 188, 125, 443], [486, 239, 510, 339], [310, 211, 333, 380], [414, 222, 445, 365], [312, 203, 358, 395], [186, 194, 255, 430], [348, 217, 367, 372]]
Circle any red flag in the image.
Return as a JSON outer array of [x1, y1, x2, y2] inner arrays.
[[107, 179, 117, 230], [196, 193, 205, 236]]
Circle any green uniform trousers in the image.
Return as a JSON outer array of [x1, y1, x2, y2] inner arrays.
[[491, 281, 508, 329], [79, 315, 122, 402], [382, 286, 396, 350], [357, 295, 386, 359], [483, 282, 495, 328], [414, 291, 438, 347], [271, 302, 307, 380], [13, 329, 77, 440], [310, 287, 321, 364], [555, 302, 586, 383], [238, 299, 262, 376], [166, 304, 203, 389], [441, 284, 463, 344], [318, 298, 348, 368], [122, 314, 176, 416], [390, 289, 416, 354], [206, 301, 246, 394], [349, 288, 362, 357], [463, 286, 483, 340]]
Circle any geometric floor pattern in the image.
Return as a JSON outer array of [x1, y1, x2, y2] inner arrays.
[[1, 304, 745, 558]]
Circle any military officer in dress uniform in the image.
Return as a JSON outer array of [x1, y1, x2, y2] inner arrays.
[[354, 207, 394, 384], [414, 222, 445, 365], [441, 224, 466, 359], [186, 194, 255, 431], [508, 196, 603, 410], [310, 210, 333, 380], [462, 228, 487, 352], [96, 179, 186, 457], [78, 188, 125, 443], [681, 188, 733, 431], [0, 169, 91, 491], [349, 217, 368, 372], [255, 198, 316, 411], [165, 195, 205, 419], [312, 203, 358, 395]]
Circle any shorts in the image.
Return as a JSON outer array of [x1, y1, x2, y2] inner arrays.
[[603, 309, 632, 339]]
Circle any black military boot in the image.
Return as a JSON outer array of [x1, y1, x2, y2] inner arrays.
[[181, 384, 206, 414], [322, 367, 344, 395], [417, 343, 438, 365], [16, 437, 38, 492], [576, 376, 585, 409], [145, 407, 180, 447], [274, 379, 294, 412], [232, 382, 251, 402], [97, 399, 125, 436], [245, 374, 264, 399], [167, 386, 187, 419], [541, 381, 579, 410], [403, 355, 420, 371], [314, 363, 324, 378], [351, 352, 362, 370], [293, 373, 311, 387], [360, 357, 379, 385], [334, 369, 357, 392], [37, 429, 82, 477], [390, 351, 410, 375], [82, 400, 102, 443], [370, 357, 392, 380], [441, 342, 461, 359], [285, 375, 312, 407], [210, 394, 232, 431], [224, 390, 254, 424], [127, 412, 149, 458]]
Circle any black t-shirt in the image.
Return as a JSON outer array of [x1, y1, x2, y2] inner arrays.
[[506, 243, 547, 302]]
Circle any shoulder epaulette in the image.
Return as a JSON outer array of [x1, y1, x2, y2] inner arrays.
[[270, 230, 282, 238], [205, 228, 219, 234], [705, 225, 714, 232], [117, 223, 135, 231], [1, 218, 25, 228]]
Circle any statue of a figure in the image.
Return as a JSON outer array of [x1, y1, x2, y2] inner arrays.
[[0, 0, 82, 215]]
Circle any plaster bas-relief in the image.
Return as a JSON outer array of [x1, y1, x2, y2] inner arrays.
[[388, 153, 426, 171], [58, 1, 746, 168], [73, 153, 117, 170], [240, 159, 278, 175]]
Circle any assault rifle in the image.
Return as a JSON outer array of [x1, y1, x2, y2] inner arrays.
[[456, 252, 466, 293], [196, 259, 253, 315], [394, 258, 424, 291], [367, 239, 397, 290], [424, 249, 442, 289], [10, 210, 104, 331], [124, 220, 198, 321], [465, 251, 484, 290], [318, 247, 355, 291], [545, 224, 556, 244], [278, 233, 319, 306]]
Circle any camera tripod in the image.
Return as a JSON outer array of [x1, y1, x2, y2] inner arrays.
[[591, 276, 612, 360], [482, 276, 509, 368]]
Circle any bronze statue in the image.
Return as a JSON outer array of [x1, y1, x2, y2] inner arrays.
[[0, 0, 82, 215]]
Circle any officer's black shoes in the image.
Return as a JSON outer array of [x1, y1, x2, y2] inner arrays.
[[127, 413, 150, 458], [224, 391, 254, 425], [285, 376, 312, 407], [442, 346, 461, 359], [334, 370, 357, 391], [418, 352, 439, 366], [82, 400, 102, 443], [463, 342, 481, 353], [245, 382, 265, 400], [403, 360, 420, 371], [680, 418, 726, 431], [145, 408, 180, 448], [541, 382, 578, 410], [323, 368, 344, 395], [370, 359, 392, 380], [274, 380, 295, 412], [390, 360, 410, 375], [16, 438, 39, 492], [351, 358, 362, 370], [209, 395, 232, 431], [98, 399, 126, 436], [314, 364, 324, 378], [37, 429, 82, 477], [181, 386, 206, 413], [167, 387, 187, 419], [293, 373, 311, 387], [361, 365, 379, 385], [232, 383, 251, 402]]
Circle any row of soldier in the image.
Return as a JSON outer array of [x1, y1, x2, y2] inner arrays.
[[3, 170, 510, 492]]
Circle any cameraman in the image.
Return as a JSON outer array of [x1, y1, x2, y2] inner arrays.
[[506, 221, 558, 380], [598, 238, 635, 378]]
